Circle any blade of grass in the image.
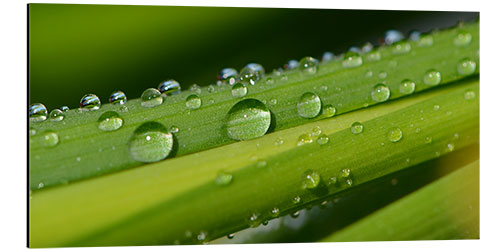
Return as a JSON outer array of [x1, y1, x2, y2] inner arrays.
[[29, 78, 479, 247], [29, 21, 479, 190], [321, 159, 479, 242]]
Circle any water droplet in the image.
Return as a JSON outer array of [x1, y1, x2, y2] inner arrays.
[[197, 231, 208, 242], [128, 122, 173, 163], [342, 51, 363, 68], [248, 213, 261, 227], [225, 99, 271, 141], [317, 134, 329, 145], [285, 59, 299, 70], [189, 84, 201, 94], [385, 30, 404, 45], [292, 196, 301, 204], [297, 92, 322, 118], [158, 80, 181, 95], [311, 126, 322, 136], [141, 88, 163, 107], [239, 63, 264, 85], [231, 82, 247, 98], [274, 137, 284, 146], [371, 84, 391, 103], [30, 128, 36, 136], [38, 182, 44, 189], [328, 177, 337, 185], [366, 51, 381, 61], [299, 56, 319, 74], [351, 122, 364, 134], [60, 106, 69, 112], [418, 34, 434, 47], [265, 77, 275, 85], [387, 127, 403, 142], [271, 207, 280, 217], [323, 105, 336, 117], [447, 143, 455, 152], [41, 131, 59, 147], [80, 94, 101, 110], [365, 71, 373, 78], [454, 31, 472, 46], [322, 51, 334, 62], [170, 125, 179, 133], [399, 79, 416, 95], [434, 105, 440, 111], [345, 179, 353, 186], [218, 68, 239, 85], [409, 30, 421, 41], [423, 70, 441, 86], [361, 42, 373, 53], [98, 111, 123, 131], [340, 168, 351, 178], [185, 94, 201, 109], [227, 234, 234, 239], [378, 71, 387, 79], [457, 58, 476, 76], [302, 170, 321, 189], [297, 133, 313, 146], [348, 46, 361, 54], [49, 109, 64, 121], [29, 103, 48, 122], [464, 90, 476, 100], [291, 211, 300, 218], [269, 98, 277, 105], [207, 85, 216, 93], [392, 41, 411, 54], [215, 171, 233, 186], [109, 90, 127, 104], [425, 136, 432, 144]]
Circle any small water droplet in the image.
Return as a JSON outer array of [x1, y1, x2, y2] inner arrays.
[[38, 182, 44, 189], [185, 94, 201, 109], [371, 83, 391, 102], [274, 137, 284, 146], [225, 99, 271, 141], [41, 131, 59, 147], [457, 58, 476, 76], [141, 88, 162, 107], [345, 178, 353, 186], [433, 104, 440, 111], [60, 106, 69, 112], [302, 170, 321, 189], [291, 211, 300, 218], [285, 59, 299, 70], [158, 80, 181, 95], [189, 84, 201, 94], [447, 143, 455, 152], [30, 128, 36, 136], [297, 133, 313, 146], [317, 134, 329, 145], [366, 51, 381, 61], [248, 213, 261, 227], [387, 127, 403, 142], [342, 51, 363, 68], [365, 70, 373, 78], [197, 231, 208, 242], [231, 82, 247, 98], [240, 63, 264, 85], [328, 177, 337, 185], [265, 77, 274, 85], [454, 133, 460, 139], [128, 122, 173, 163], [454, 31, 472, 46], [361, 42, 373, 53], [297, 92, 322, 118], [350, 122, 364, 134], [340, 168, 351, 178], [218, 68, 239, 85], [409, 30, 421, 41], [323, 105, 336, 117], [109, 90, 127, 104], [299, 56, 319, 74], [98, 111, 123, 131], [292, 196, 301, 204], [392, 41, 411, 54], [215, 171, 233, 186], [271, 207, 280, 217], [29, 103, 48, 122], [76, 157, 81, 162], [80, 94, 101, 110], [49, 109, 64, 121], [399, 79, 415, 95], [423, 70, 441, 86], [425, 136, 432, 144], [207, 85, 216, 93], [227, 234, 234, 239], [311, 126, 322, 136], [256, 160, 267, 168], [170, 125, 179, 133], [418, 34, 434, 47], [322, 51, 334, 62], [385, 30, 404, 45]]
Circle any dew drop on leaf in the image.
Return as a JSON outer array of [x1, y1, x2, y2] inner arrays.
[[141, 88, 163, 107], [128, 122, 173, 163], [215, 171, 233, 186], [41, 131, 59, 148], [60, 106, 69, 112], [454, 31, 472, 46], [225, 99, 271, 141], [387, 127, 403, 142], [109, 90, 127, 104], [317, 134, 329, 145], [371, 83, 391, 102], [399, 79, 416, 95], [322, 105, 336, 117], [185, 94, 202, 109], [49, 109, 64, 122], [302, 170, 321, 189], [457, 58, 476, 76], [342, 51, 363, 68], [231, 82, 248, 98], [80, 94, 101, 110], [299, 56, 319, 74], [29, 103, 47, 122], [392, 41, 411, 54], [322, 51, 334, 62], [423, 70, 442, 86], [218, 68, 238, 85], [98, 111, 123, 131], [297, 92, 322, 118], [351, 122, 364, 134]]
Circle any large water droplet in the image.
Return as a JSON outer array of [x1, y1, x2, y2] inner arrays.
[[399, 79, 416, 95], [371, 84, 391, 102], [302, 170, 321, 189], [454, 31, 472, 46], [457, 58, 476, 76], [299, 56, 319, 74], [342, 51, 363, 68], [49, 109, 64, 121], [387, 127, 403, 142], [392, 41, 411, 54], [128, 122, 173, 163], [215, 171, 233, 186], [231, 82, 248, 98], [385, 30, 404, 45], [351, 122, 364, 134], [423, 70, 442, 86], [109, 90, 127, 104], [98, 111, 123, 131], [41, 131, 59, 147], [218, 68, 239, 85], [80, 94, 101, 110], [185, 94, 201, 109], [225, 99, 271, 141], [158, 80, 181, 95], [297, 92, 322, 118], [141, 88, 163, 107]]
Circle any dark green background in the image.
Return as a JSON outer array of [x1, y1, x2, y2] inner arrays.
[[28, 4, 477, 110]]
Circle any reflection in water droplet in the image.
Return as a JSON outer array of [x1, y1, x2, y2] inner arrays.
[[291, 211, 300, 218], [80, 94, 101, 110], [385, 30, 404, 45], [297, 92, 322, 118], [225, 99, 271, 141], [109, 90, 127, 104], [185, 94, 202, 109], [231, 83, 248, 98], [425, 136, 432, 144], [60, 106, 69, 112], [371, 84, 391, 103], [292, 196, 301, 204], [271, 207, 280, 217], [302, 170, 321, 189], [285, 59, 299, 70], [299, 56, 319, 74], [49, 109, 64, 121], [98, 111, 123, 131], [170, 125, 179, 133], [158, 80, 181, 95], [387, 127, 403, 142], [141, 88, 163, 107], [128, 122, 173, 163], [311, 126, 322, 136], [322, 52, 334, 62], [239, 63, 264, 85], [218, 68, 239, 85]]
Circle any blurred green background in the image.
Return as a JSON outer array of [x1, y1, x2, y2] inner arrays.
[[28, 4, 478, 110]]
